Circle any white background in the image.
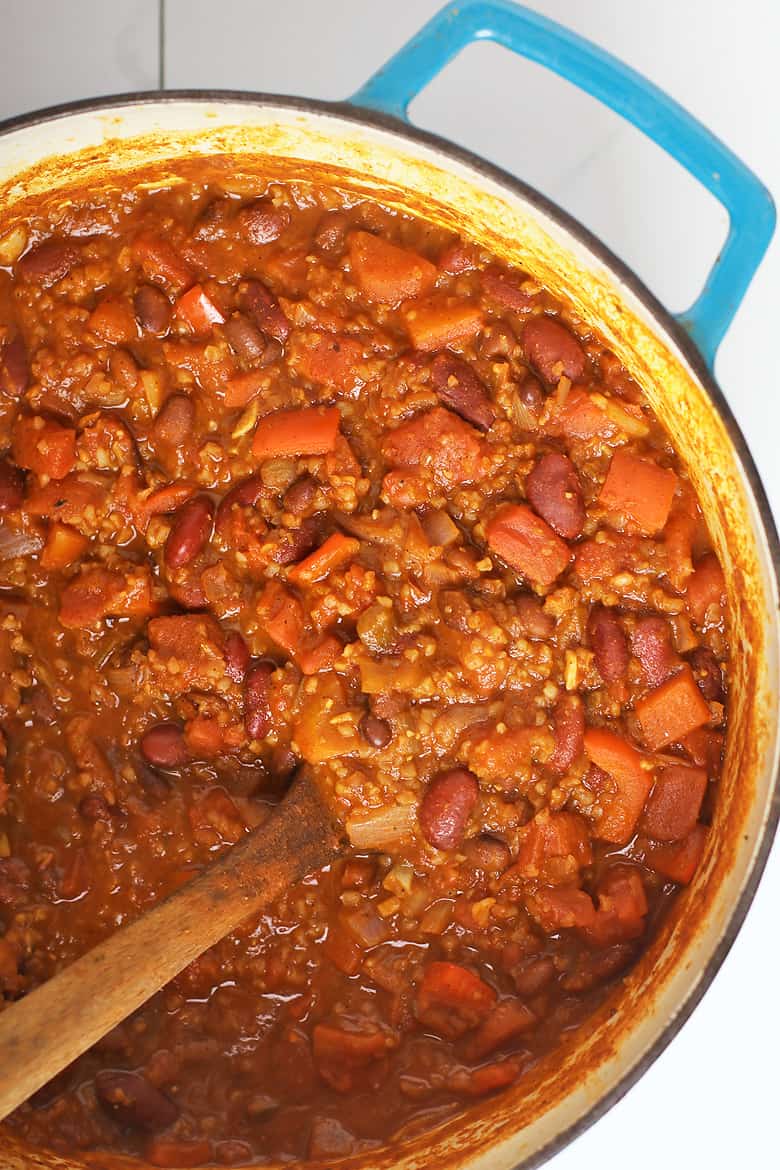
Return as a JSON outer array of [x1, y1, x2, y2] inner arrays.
[[1, 2, 778, 1166]]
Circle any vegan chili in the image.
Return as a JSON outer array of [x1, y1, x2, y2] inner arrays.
[[0, 171, 728, 1166]]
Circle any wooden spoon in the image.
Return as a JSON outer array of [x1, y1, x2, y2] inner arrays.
[[0, 769, 344, 1121]]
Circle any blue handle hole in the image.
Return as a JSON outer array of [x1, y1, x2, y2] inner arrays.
[[409, 39, 728, 314]]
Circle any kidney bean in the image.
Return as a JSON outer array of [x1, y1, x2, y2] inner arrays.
[[513, 955, 556, 997], [523, 316, 586, 384], [517, 375, 545, 418], [165, 494, 214, 569], [215, 474, 266, 537], [224, 630, 250, 683], [141, 723, 190, 769], [419, 767, 479, 850], [95, 1070, 179, 1132], [549, 693, 585, 774], [481, 265, 534, 311], [134, 284, 172, 335], [462, 833, 511, 874], [17, 237, 80, 286], [223, 314, 265, 364], [430, 353, 495, 431], [284, 474, 318, 516], [110, 348, 140, 392], [438, 240, 478, 275], [359, 713, 392, 749], [0, 461, 24, 511], [79, 793, 111, 821], [513, 594, 555, 640], [314, 210, 349, 253], [269, 744, 298, 782], [526, 451, 585, 540], [271, 515, 320, 565], [687, 645, 725, 702], [237, 279, 290, 342], [245, 661, 274, 740], [191, 198, 234, 241], [587, 606, 629, 684], [238, 199, 290, 245], [1, 334, 29, 398], [153, 394, 195, 449], [631, 616, 679, 687]]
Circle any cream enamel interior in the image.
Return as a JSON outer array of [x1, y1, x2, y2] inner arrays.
[[0, 99, 777, 1170]]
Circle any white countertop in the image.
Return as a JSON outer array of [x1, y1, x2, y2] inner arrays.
[[2, 2, 778, 1166]]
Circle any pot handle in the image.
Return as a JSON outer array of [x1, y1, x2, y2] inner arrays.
[[350, 0, 775, 369]]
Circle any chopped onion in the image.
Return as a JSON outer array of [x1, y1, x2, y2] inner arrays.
[[421, 508, 460, 548], [0, 225, 28, 266], [0, 526, 43, 561], [340, 905, 390, 948], [420, 899, 454, 935], [346, 802, 416, 850]]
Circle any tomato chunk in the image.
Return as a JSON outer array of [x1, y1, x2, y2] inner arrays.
[[513, 809, 592, 883], [525, 885, 596, 932], [635, 666, 711, 749], [174, 284, 226, 333], [645, 823, 708, 884], [486, 504, 571, 588], [641, 764, 707, 841], [599, 449, 679, 534], [348, 230, 437, 304], [12, 415, 76, 480], [416, 961, 496, 1038], [685, 553, 726, 627], [583, 727, 653, 843], [584, 865, 648, 946]]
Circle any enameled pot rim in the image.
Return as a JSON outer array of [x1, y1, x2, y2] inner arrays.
[[0, 87, 777, 1170]]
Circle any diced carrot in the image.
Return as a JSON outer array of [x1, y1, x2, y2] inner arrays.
[[145, 1138, 213, 1168], [641, 764, 707, 841], [584, 865, 648, 946], [297, 633, 342, 676], [258, 580, 306, 657], [293, 333, 367, 393], [12, 415, 76, 479], [312, 1023, 392, 1092], [448, 1058, 522, 1097], [174, 283, 225, 334], [59, 567, 154, 628], [184, 715, 226, 758], [635, 666, 711, 749], [402, 299, 483, 351], [131, 232, 194, 290], [485, 503, 571, 588], [685, 553, 726, 627], [348, 230, 437, 304], [598, 449, 679, 534], [252, 406, 341, 461], [645, 823, 708, 884], [26, 474, 108, 523], [663, 506, 697, 588], [288, 532, 360, 586], [547, 386, 616, 441], [573, 532, 634, 583], [223, 369, 269, 409], [525, 885, 596, 932], [513, 809, 592, 881], [466, 724, 551, 785], [87, 297, 137, 344], [40, 522, 89, 570], [583, 727, 653, 843]]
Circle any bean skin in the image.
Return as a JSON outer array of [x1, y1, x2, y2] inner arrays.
[[153, 394, 195, 449], [17, 238, 80, 286], [140, 723, 190, 769], [245, 661, 274, 740], [284, 475, 318, 516], [314, 211, 349, 254], [462, 834, 511, 874], [526, 451, 585, 540], [164, 494, 214, 569], [134, 285, 172, 335], [687, 645, 725, 702], [430, 353, 495, 431], [224, 631, 250, 684], [237, 279, 290, 343], [238, 200, 290, 246], [0, 461, 24, 511], [79, 793, 111, 822], [224, 313, 267, 364], [523, 316, 586, 383], [587, 606, 629, 684], [631, 616, 679, 687], [95, 1069, 179, 1132], [1, 334, 29, 398], [419, 768, 479, 850], [549, 693, 585, 774], [359, 713, 392, 749]]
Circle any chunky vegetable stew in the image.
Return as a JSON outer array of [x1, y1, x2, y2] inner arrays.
[[0, 170, 728, 1166]]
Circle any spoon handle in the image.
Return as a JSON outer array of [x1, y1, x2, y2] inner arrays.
[[0, 772, 341, 1121]]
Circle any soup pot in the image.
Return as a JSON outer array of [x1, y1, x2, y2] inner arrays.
[[0, 2, 777, 1168]]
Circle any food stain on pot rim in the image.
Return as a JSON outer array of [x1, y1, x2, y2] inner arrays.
[[0, 99, 775, 1170]]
